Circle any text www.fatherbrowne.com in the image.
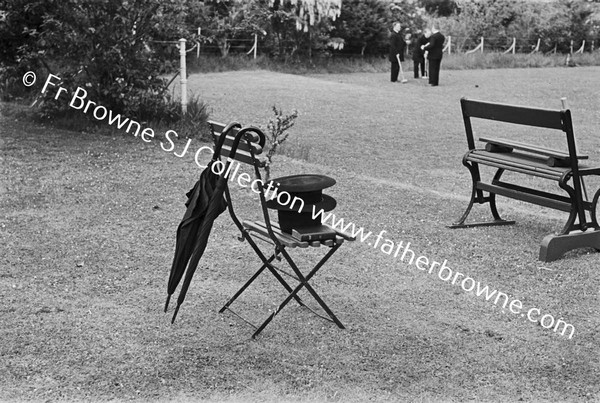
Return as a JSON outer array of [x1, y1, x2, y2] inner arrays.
[[311, 207, 576, 340]]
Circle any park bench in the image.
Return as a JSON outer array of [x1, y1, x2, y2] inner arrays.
[[208, 120, 355, 337], [450, 98, 600, 261]]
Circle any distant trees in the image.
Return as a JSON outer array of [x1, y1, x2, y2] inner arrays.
[[332, 0, 391, 55], [441, 0, 598, 52], [419, 0, 457, 17]]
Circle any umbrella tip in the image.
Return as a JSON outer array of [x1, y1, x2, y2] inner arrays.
[[171, 305, 181, 324], [164, 295, 171, 313]]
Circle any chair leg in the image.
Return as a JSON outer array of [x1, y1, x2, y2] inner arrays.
[[281, 246, 345, 329], [220, 252, 305, 314], [219, 255, 274, 313], [252, 244, 343, 338], [245, 237, 305, 306]]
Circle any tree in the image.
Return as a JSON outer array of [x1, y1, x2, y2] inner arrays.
[[199, 0, 269, 57], [418, 0, 457, 17], [268, 0, 342, 59], [0, 0, 191, 119], [450, 0, 522, 50], [333, 0, 391, 55]]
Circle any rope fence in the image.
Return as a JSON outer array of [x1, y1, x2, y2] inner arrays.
[[157, 33, 597, 113]]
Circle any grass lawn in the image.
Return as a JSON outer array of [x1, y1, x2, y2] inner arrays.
[[1, 66, 600, 402]]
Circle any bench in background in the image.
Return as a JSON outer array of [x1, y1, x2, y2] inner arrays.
[[450, 98, 600, 261]]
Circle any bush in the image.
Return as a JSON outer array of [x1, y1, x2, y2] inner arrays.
[[0, 0, 193, 122], [159, 94, 212, 141]]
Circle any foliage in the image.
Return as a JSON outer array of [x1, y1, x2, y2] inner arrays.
[[263, 105, 299, 181], [268, 0, 342, 59], [0, 0, 196, 122], [332, 0, 393, 56], [272, 0, 342, 32], [446, 0, 598, 52], [418, 0, 458, 17], [196, 0, 270, 57]]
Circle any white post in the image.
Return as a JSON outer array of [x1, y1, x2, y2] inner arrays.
[[512, 37, 516, 54], [480, 36, 484, 53], [197, 28, 201, 59], [570, 39, 574, 54], [253, 33, 258, 59], [179, 38, 187, 114], [443, 36, 451, 54]]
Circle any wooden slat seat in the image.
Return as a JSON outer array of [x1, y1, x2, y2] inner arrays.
[[243, 221, 350, 248], [244, 220, 356, 248]]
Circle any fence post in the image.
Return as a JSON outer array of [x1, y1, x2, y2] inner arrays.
[[529, 38, 541, 54], [197, 27, 201, 59], [179, 38, 187, 114], [465, 36, 484, 54], [570, 39, 574, 54], [443, 36, 451, 54], [503, 37, 516, 54]]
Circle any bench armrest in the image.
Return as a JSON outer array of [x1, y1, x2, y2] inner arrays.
[[578, 167, 600, 176], [479, 137, 588, 160]]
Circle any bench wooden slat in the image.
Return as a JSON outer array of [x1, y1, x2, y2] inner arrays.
[[467, 150, 569, 180], [462, 98, 564, 129], [479, 137, 588, 160]]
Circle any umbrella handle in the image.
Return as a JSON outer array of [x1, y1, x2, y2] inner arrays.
[[212, 121, 242, 159]]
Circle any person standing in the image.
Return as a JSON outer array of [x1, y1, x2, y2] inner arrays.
[[412, 28, 430, 79], [388, 22, 405, 83], [422, 24, 445, 86]]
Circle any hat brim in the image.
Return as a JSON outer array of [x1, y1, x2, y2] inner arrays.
[[265, 194, 336, 213], [268, 174, 336, 193]]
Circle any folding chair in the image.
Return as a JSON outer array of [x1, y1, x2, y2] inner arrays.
[[209, 120, 355, 338]]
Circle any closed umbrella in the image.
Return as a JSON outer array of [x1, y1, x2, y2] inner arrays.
[[164, 160, 227, 319]]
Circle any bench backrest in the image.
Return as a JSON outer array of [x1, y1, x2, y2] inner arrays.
[[460, 98, 576, 158]]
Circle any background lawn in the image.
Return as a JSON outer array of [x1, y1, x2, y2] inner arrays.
[[1, 66, 599, 402]]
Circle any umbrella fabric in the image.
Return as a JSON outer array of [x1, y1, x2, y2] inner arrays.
[[165, 161, 227, 319]]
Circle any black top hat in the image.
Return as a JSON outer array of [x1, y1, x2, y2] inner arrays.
[[265, 174, 337, 213], [265, 174, 337, 234]]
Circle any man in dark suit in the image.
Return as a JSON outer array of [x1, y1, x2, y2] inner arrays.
[[412, 28, 430, 79], [388, 22, 405, 83], [422, 24, 445, 86]]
